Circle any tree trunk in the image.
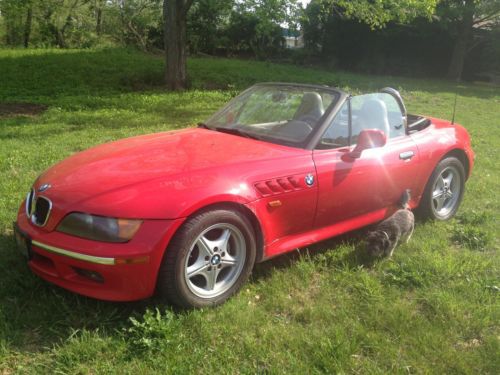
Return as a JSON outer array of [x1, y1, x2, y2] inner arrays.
[[164, 0, 192, 90], [55, 29, 67, 48], [447, 0, 475, 80], [24, 7, 33, 48], [96, 7, 103, 35], [5, 22, 12, 45], [5, 16, 16, 45]]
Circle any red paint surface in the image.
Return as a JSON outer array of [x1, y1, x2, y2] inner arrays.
[[16, 119, 474, 301]]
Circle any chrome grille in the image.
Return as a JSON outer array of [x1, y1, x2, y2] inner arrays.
[[25, 189, 35, 217], [26, 189, 52, 227]]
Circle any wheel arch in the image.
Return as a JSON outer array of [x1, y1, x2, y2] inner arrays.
[[415, 149, 467, 220], [442, 148, 470, 180]]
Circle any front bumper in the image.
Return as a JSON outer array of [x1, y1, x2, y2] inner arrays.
[[15, 205, 184, 301]]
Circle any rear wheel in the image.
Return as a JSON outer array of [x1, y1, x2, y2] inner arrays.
[[418, 157, 465, 220], [157, 209, 256, 308]]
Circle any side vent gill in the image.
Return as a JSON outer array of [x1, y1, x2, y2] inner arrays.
[[254, 176, 303, 197]]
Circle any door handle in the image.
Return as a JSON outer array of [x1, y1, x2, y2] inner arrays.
[[399, 151, 415, 160]]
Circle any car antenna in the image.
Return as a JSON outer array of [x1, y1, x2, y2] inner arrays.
[[451, 88, 458, 125], [451, 73, 462, 125]]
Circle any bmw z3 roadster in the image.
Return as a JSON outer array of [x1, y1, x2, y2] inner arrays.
[[14, 83, 474, 308]]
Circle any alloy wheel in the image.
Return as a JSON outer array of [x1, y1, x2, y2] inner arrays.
[[431, 165, 461, 218], [184, 223, 246, 298]]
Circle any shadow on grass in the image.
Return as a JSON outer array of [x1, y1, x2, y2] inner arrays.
[[252, 227, 379, 283], [0, 232, 155, 353], [0, 224, 382, 353]]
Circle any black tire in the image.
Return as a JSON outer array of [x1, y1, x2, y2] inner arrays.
[[157, 208, 256, 308], [418, 156, 465, 220]]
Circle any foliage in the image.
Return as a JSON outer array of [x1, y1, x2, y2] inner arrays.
[[342, 0, 438, 29], [220, 0, 302, 59], [0, 0, 164, 49], [187, 0, 233, 54], [126, 308, 180, 352], [452, 211, 493, 251], [0, 48, 499, 373], [114, 0, 164, 51], [452, 225, 492, 251], [437, 0, 500, 79], [303, 0, 438, 34], [301, 0, 500, 80], [302, 0, 438, 55], [437, 0, 500, 27], [0, 0, 32, 45]]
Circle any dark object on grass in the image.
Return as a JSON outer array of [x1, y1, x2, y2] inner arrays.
[[0, 103, 47, 118], [366, 190, 415, 258]]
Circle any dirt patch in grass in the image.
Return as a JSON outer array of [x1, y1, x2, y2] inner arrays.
[[0, 103, 47, 118]]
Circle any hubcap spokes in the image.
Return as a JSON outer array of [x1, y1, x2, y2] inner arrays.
[[185, 224, 246, 298], [432, 166, 460, 217]]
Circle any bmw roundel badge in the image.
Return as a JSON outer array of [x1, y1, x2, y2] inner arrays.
[[38, 183, 51, 193], [305, 174, 315, 186]]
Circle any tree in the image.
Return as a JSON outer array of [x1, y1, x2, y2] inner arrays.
[[338, 0, 439, 29], [302, 0, 438, 52], [36, 0, 90, 48], [187, 0, 233, 54], [439, 0, 500, 80], [91, 0, 107, 35], [163, 0, 194, 90], [0, 0, 32, 45], [117, 0, 163, 51], [164, 0, 302, 89], [224, 0, 301, 59], [22, 0, 33, 47]]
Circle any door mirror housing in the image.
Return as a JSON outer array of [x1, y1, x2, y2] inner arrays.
[[349, 129, 387, 158]]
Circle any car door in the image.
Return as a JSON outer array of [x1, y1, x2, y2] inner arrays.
[[312, 92, 421, 229]]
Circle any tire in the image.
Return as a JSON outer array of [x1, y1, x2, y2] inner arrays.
[[157, 208, 256, 308], [418, 157, 465, 221]]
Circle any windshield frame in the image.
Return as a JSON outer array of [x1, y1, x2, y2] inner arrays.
[[203, 83, 348, 150]]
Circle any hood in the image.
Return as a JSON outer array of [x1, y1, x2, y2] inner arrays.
[[35, 128, 307, 213]]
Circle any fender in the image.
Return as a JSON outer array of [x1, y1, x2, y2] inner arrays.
[[410, 119, 474, 205]]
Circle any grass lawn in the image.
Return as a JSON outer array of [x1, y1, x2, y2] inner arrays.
[[0, 48, 498, 373]]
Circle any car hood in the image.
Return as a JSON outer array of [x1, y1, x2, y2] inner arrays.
[[35, 128, 306, 211]]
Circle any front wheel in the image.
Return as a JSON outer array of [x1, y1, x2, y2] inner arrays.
[[157, 209, 256, 308], [418, 157, 465, 220]]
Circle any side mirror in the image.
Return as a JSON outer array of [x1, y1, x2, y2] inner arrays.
[[348, 129, 387, 159]]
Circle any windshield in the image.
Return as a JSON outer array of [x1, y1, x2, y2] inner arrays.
[[204, 85, 339, 147]]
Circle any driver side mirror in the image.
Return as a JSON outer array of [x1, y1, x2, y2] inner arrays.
[[348, 129, 387, 159]]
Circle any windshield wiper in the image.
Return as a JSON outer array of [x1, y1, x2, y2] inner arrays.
[[214, 127, 261, 140], [197, 122, 211, 129]]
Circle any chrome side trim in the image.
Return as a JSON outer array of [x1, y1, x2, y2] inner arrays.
[[31, 240, 116, 265]]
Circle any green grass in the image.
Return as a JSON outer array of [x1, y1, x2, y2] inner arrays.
[[0, 48, 498, 373]]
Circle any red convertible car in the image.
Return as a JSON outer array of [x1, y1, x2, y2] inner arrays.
[[14, 83, 474, 308]]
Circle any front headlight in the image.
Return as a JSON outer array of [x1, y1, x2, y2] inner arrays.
[[57, 213, 142, 243]]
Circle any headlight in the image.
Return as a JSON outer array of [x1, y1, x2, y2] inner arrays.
[[57, 213, 142, 243]]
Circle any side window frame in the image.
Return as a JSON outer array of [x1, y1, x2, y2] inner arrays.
[[347, 96, 353, 145], [380, 87, 408, 134]]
